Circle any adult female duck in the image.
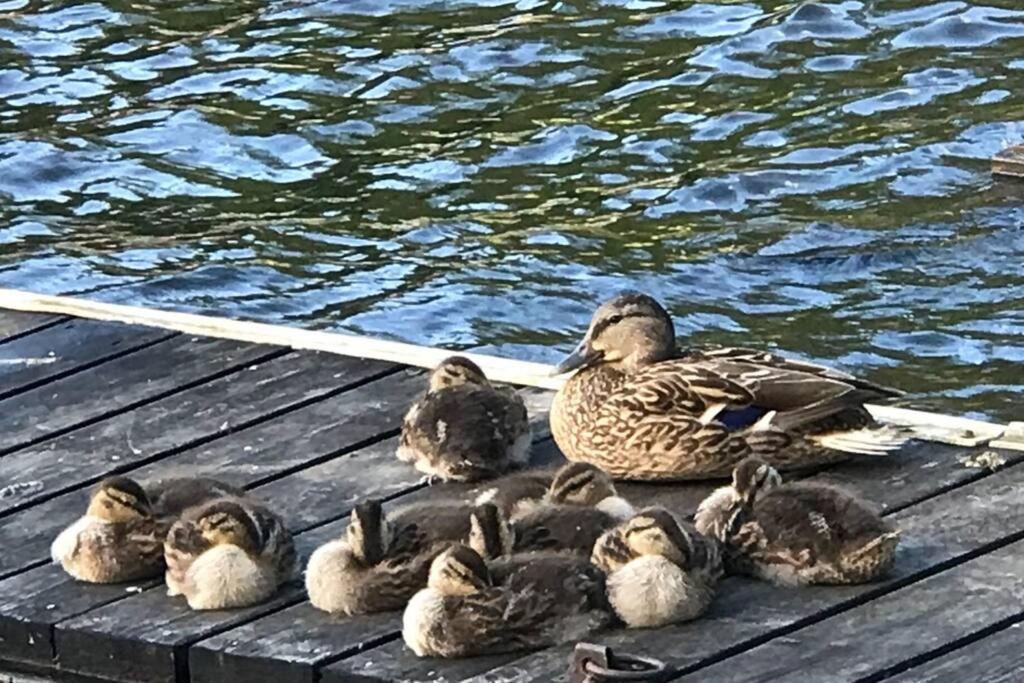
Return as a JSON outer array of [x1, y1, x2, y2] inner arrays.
[[550, 292, 907, 480]]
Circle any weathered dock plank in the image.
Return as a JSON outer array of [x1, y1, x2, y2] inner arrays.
[[0, 351, 393, 517], [0, 306, 1020, 683], [0, 311, 65, 343], [0, 336, 280, 456], [0, 318, 173, 400], [389, 448, 1024, 683], [683, 540, 1024, 682], [886, 622, 1023, 683]]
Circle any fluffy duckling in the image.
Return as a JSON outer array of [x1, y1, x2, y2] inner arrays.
[[306, 500, 510, 615], [403, 544, 613, 658], [51, 476, 240, 583], [511, 463, 635, 555], [164, 498, 295, 610], [397, 356, 531, 482], [472, 469, 552, 518], [693, 457, 900, 585], [591, 507, 722, 628], [475, 461, 634, 521]]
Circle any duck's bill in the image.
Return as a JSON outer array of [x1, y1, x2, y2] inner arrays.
[[552, 339, 603, 375]]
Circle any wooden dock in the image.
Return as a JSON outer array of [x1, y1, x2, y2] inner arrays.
[[0, 303, 1022, 683]]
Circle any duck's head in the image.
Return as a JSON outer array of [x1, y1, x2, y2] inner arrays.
[[549, 462, 617, 507], [428, 544, 491, 596], [428, 356, 490, 392], [732, 457, 782, 504], [192, 500, 263, 552], [555, 292, 676, 375], [620, 507, 694, 567], [87, 476, 152, 523], [348, 498, 391, 565], [468, 503, 511, 559]]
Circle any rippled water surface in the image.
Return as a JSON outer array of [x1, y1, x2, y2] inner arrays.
[[2, 0, 1023, 419]]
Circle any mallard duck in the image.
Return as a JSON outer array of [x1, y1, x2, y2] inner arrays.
[[475, 461, 634, 521], [164, 497, 295, 610], [591, 507, 722, 628], [694, 457, 900, 585], [402, 544, 613, 657], [551, 292, 909, 480], [51, 476, 241, 584], [397, 356, 531, 483], [306, 500, 510, 615], [510, 463, 635, 555]]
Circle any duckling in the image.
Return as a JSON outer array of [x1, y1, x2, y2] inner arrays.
[[546, 462, 635, 518], [164, 498, 295, 610], [693, 457, 900, 585], [473, 469, 552, 518], [397, 356, 531, 482], [511, 463, 635, 555], [591, 507, 722, 628], [402, 544, 613, 658], [475, 461, 634, 521], [551, 292, 908, 480], [306, 500, 510, 615], [51, 476, 240, 584]]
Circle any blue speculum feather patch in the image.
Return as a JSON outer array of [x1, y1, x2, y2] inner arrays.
[[716, 406, 770, 431]]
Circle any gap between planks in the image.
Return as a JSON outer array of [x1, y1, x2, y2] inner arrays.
[[0, 289, 1016, 448]]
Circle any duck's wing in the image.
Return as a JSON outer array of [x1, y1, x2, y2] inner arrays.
[[582, 363, 790, 479], [494, 554, 612, 620], [511, 507, 616, 555], [472, 470, 553, 517], [149, 478, 245, 518], [439, 588, 547, 655], [389, 505, 475, 558], [603, 361, 756, 421], [770, 484, 894, 541], [679, 346, 902, 406], [739, 486, 856, 564], [495, 386, 530, 438]]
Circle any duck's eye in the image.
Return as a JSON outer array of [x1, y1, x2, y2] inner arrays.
[[103, 500, 112, 509], [605, 314, 624, 326]]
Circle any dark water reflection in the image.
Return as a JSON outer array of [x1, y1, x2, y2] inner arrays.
[[1, 0, 1023, 419]]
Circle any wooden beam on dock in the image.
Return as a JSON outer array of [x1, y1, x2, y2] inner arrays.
[[0, 307, 1022, 683], [0, 288, 562, 390], [0, 288, 1017, 448], [992, 145, 1024, 178]]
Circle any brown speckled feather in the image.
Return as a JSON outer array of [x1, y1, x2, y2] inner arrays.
[[399, 385, 530, 482], [423, 553, 612, 657], [553, 349, 904, 480], [721, 482, 898, 584], [472, 469, 555, 517], [512, 506, 618, 556]]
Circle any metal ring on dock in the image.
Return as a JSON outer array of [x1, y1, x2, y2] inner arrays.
[[570, 643, 669, 682]]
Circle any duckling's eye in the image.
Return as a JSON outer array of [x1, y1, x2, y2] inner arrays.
[[605, 314, 624, 326], [103, 500, 112, 509]]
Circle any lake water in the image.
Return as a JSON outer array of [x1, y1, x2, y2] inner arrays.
[[1, 0, 1022, 420]]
